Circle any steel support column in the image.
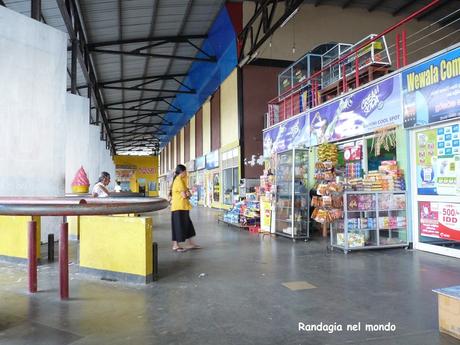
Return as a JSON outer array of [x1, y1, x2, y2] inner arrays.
[[31, 0, 41, 20], [71, 40, 78, 94]]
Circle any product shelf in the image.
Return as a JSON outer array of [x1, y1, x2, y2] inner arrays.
[[330, 191, 408, 253]]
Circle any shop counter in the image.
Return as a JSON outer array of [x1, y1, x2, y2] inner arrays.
[[79, 215, 154, 283], [0, 216, 41, 263], [433, 286, 460, 340]]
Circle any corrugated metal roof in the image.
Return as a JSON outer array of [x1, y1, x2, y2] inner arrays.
[[3, 0, 458, 153]]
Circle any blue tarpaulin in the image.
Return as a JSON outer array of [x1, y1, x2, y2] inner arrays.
[[159, 6, 237, 147]]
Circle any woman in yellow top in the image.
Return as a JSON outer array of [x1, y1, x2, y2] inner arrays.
[[170, 164, 201, 252]]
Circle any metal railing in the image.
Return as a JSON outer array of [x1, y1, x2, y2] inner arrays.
[[266, 0, 460, 127]]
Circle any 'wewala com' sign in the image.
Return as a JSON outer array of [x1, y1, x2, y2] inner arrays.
[[403, 46, 460, 128], [310, 75, 403, 146]]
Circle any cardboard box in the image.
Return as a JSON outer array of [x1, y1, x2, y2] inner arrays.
[[434, 286, 460, 340]]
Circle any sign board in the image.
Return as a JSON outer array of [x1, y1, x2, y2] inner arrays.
[[205, 150, 219, 169], [195, 156, 205, 170], [415, 122, 460, 195], [186, 160, 196, 172], [310, 75, 402, 146], [419, 201, 460, 242], [402, 46, 460, 128], [263, 111, 309, 157]]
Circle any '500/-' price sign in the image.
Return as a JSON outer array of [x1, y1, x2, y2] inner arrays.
[[439, 203, 460, 241]]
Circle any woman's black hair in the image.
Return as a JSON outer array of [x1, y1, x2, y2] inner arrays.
[[169, 164, 187, 197], [98, 171, 110, 183]]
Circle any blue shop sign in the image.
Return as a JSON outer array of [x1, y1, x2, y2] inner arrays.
[[205, 150, 219, 169], [402, 46, 460, 128], [195, 156, 205, 170]]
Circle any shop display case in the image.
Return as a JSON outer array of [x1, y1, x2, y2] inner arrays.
[[274, 148, 309, 240], [343, 34, 391, 78], [278, 53, 323, 95], [330, 191, 408, 253], [321, 43, 353, 88]]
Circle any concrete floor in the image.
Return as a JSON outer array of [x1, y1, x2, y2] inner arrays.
[[1, 207, 460, 345]]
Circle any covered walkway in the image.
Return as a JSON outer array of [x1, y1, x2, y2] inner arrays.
[[0, 207, 459, 345]]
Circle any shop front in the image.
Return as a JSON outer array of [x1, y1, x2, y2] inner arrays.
[[195, 156, 206, 206], [221, 147, 240, 208], [186, 160, 197, 205], [403, 45, 460, 258], [264, 73, 409, 248], [205, 150, 220, 208]]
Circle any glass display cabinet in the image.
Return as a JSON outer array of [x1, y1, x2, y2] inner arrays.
[[343, 34, 391, 77], [278, 53, 323, 96], [274, 148, 309, 240], [330, 191, 408, 253], [321, 43, 353, 88]]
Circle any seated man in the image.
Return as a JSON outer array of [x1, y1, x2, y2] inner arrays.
[[92, 172, 111, 197]]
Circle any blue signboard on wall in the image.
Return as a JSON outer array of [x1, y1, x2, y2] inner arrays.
[[195, 156, 205, 170], [205, 150, 219, 169], [402, 46, 460, 128], [263, 111, 309, 157], [309, 75, 402, 146]]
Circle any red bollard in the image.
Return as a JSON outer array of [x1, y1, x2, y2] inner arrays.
[[59, 222, 69, 300], [28, 221, 38, 293]]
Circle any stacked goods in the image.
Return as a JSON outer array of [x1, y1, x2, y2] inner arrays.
[[378, 160, 405, 191], [223, 198, 260, 227], [71, 166, 90, 193], [337, 232, 365, 248], [317, 143, 338, 163], [378, 216, 407, 229], [345, 162, 362, 179], [362, 161, 406, 192]]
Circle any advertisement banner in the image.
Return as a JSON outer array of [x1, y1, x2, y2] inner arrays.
[[419, 201, 439, 238], [195, 156, 205, 170], [402, 46, 460, 128], [186, 160, 196, 172], [419, 201, 460, 242], [310, 75, 402, 146], [415, 122, 460, 195], [205, 150, 219, 170], [263, 111, 309, 157]]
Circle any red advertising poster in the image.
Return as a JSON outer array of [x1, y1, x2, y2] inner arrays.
[[438, 203, 460, 241], [419, 201, 460, 241], [344, 146, 362, 161], [419, 201, 439, 238]]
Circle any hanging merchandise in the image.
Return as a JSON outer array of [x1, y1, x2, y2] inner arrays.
[[311, 143, 344, 227], [317, 143, 338, 163]]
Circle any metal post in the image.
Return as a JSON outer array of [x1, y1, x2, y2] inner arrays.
[[152, 242, 158, 281], [31, 0, 41, 20], [395, 33, 401, 69], [48, 234, 54, 262], [59, 222, 69, 300], [28, 221, 38, 293], [354, 53, 360, 88], [402, 30, 408, 67], [71, 40, 78, 94], [342, 64, 347, 93]]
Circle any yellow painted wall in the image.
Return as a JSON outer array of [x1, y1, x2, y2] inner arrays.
[[113, 155, 159, 196], [220, 69, 239, 147], [79, 216, 153, 278], [180, 128, 185, 163], [68, 216, 79, 239], [190, 117, 196, 159], [0, 216, 40, 259], [203, 100, 211, 155]]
